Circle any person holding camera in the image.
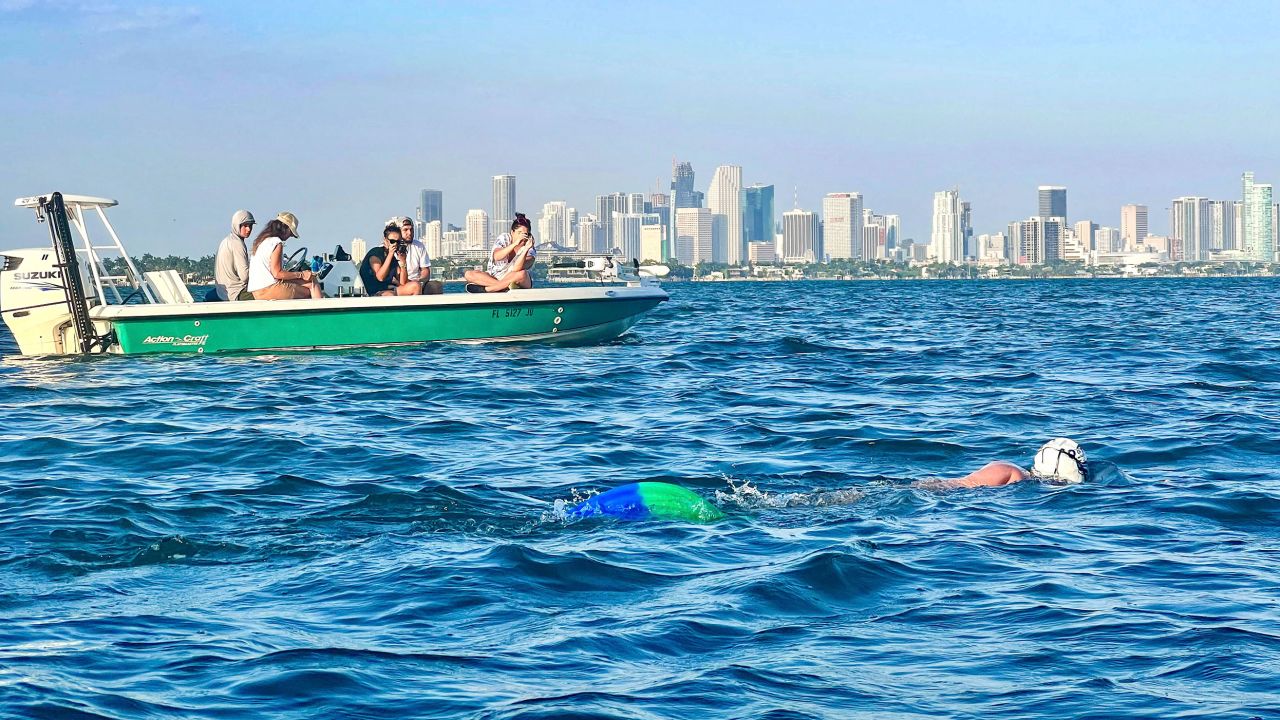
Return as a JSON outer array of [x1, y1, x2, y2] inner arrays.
[[398, 216, 443, 295], [463, 213, 537, 292], [359, 223, 422, 296]]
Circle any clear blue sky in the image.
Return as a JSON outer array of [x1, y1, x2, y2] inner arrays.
[[1, 0, 1277, 254]]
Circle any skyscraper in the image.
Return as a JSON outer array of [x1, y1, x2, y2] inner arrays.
[[1242, 172, 1275, 261], [930, 190, 963, 263], [669, 161, 696, 255], [1007, 216, 1063, 264], [885, 214, 901, 250], [1170, 197, 1212, 261], [538, 201, 572, 248], [1209, 200, 1237, 251], [465, 209, 490, 251], [821, 192, 863, 260], [492, 175, 516, 235], [1121, 204, 1148, 250], [1073, 220, 1098, 252], [577, 214, 605, 254], [675, 207, 713, 265], [594, 192, 626, 251], [1039, 186, 1067, 220], [1096, 226, 1121, 253], [743, 185, 774, 247], [626, 192, 646, 214], [671, 161, 696, 208], [960, 201, 974, 259], [781, 209, 820, 263], [419, 189, 443, 225], [1007, 219, 1041, 265], [613, 212, 645, 261], [707, 165, 744, 265], [424, 220, 443, 258], [648, 193, 670, 257]]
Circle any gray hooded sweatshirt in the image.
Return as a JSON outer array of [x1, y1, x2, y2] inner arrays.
[[214, 210, 253, 300]]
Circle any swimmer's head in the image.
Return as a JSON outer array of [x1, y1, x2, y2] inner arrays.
[[1031, 438, 1087, 484]]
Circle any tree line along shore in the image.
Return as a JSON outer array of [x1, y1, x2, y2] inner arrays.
[[109, 254, 1280, 284]]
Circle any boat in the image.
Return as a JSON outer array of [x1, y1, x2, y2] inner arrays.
[[0, 192, 668, 355]]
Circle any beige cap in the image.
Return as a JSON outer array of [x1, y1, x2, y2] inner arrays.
[[276, 211, 300, 238]]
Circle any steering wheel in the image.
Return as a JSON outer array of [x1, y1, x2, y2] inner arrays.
[[284, 246, 310, 271]]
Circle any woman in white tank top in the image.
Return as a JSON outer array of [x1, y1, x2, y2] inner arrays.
[[248, 214, 321, 300]]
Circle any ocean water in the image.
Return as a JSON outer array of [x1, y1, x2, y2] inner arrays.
[[2, 278, 1279, 719]]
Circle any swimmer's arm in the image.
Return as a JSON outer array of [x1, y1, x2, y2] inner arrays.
[[918, 462, 1030, 489]]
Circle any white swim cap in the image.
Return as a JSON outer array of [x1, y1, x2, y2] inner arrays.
[[1031, 438, 1087, 484]]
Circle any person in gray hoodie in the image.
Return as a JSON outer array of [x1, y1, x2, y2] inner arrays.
[[213, 210, 255, 301]]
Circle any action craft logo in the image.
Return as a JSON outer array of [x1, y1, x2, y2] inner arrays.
[[142, 334, 210, 348]]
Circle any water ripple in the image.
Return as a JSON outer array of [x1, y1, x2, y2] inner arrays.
[[2, 279, 1279, 718]]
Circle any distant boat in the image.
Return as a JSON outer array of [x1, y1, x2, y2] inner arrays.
[[0, 193, 667, 355]]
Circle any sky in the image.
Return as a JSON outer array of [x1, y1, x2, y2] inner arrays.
[[0, 0, 1278, 255]]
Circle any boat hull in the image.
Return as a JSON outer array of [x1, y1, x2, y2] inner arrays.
[[96, 286, 666, 354]]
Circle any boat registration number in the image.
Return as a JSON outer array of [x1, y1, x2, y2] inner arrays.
[[493, 308, 535, 318]]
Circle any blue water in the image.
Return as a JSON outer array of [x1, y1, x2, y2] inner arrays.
[[2, 279, 1279, 719]]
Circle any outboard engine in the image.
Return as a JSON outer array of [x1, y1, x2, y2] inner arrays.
[[0, 247, 101, 354]]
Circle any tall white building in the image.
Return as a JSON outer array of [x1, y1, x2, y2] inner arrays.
[[781, 209, 820, 263], [822, 192, 863, 260], [424, 220, 443, 259], [1007, 220, 1041, 265], [577, 214, 605, 254], [675, 207, 713, 266], [1121, 204, 1148, 250], [707, 165, 744, 265], [1242, 172, 1275, 261], [465, 209, 490, 251], [626, 192, 646, 214], [930, 190, 963, 263], [1210, 200, 1237, 251], [612, 211, 647, 262], [1096, 226, 1121, 253], [492, 175, 516, 236], [538, 201, 572, 249], [1170, 196, 1212, 261], [863, 210, 887, 259]]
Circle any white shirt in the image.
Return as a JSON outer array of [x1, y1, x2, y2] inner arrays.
[[403, 238, 432, 281], [486, 232, 536, 277], [247, 237, 284, 292]]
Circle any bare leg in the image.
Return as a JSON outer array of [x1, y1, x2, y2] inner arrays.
[[464, 270, 497, 285], [482, 268, 528, 292], [395, 282, 422, 296]]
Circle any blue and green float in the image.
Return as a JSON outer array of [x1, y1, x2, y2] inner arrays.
[[567, 482, 723, 523]]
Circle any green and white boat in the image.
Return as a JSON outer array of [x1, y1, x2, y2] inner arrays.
[[0, 192, 667, 355]]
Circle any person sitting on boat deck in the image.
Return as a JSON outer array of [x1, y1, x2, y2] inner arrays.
[[359, 223, 422, 296], [397, 216, 443, 295], [247, 212, 322, 300], [463, 213, 537, 292], [211, 209, 255, 301], [939, 438, 1088, 488]]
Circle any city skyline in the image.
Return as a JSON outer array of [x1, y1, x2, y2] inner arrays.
[[1, 2, 1278, 255]]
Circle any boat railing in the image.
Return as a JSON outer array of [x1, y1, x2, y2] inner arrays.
[[15, 192, 159, 307]]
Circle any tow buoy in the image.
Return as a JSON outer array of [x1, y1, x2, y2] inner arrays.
[[566, 482, 723, 523]]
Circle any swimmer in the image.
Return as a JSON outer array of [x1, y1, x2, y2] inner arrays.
[[942, 438, 1087, 488]]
